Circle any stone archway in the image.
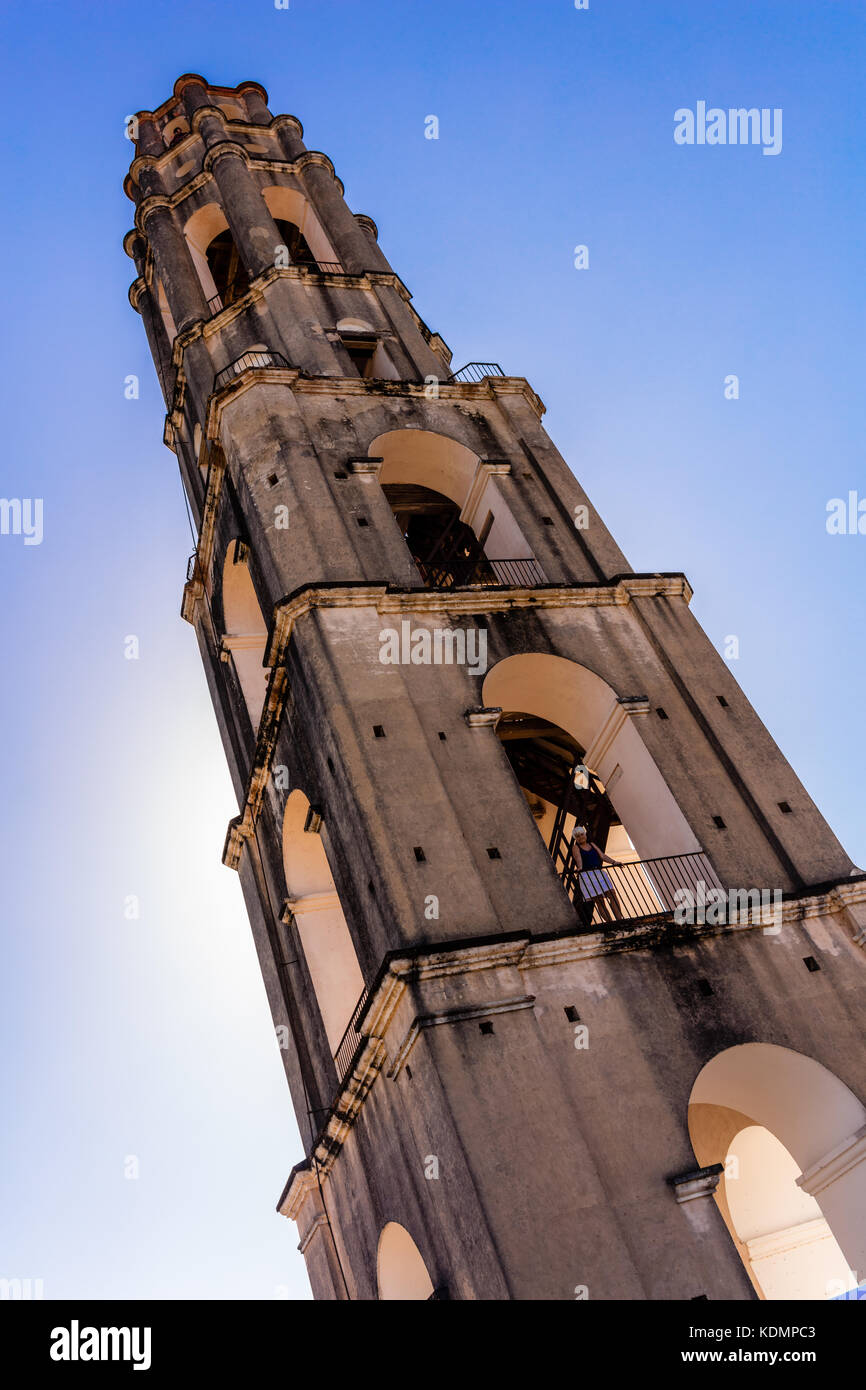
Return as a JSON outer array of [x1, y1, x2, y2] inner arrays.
[[689, 1043, 866, 1298]]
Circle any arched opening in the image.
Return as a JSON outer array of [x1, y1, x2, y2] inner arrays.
[[376, 1223, 435, 1301], [220, 540, 268, 731], [482, 653, 711, 923], [262, 186, 338, 266], [205, 229, 250, 309], [281, 790, 365, 1055], [182, 204, 247, 313], [162, 115, 190, 148], [690, 1044, 866, 1299], [383, 483, 492, 586], [371, 429, 543, 589], [273, 218, 316, 268], [335, 317, 397, 381]]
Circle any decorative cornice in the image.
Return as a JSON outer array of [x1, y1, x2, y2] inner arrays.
[[464, 706, 502, 729], [272, 113, 304, 140], [297, 1212, 328, 1255], [203, 140, 249, 174], [191, 104, 229, 133], [294, 150, 345, 196], [354, 214, 379, 240], [668, 1163, 724, 1203], [138, 194, 173, 226]]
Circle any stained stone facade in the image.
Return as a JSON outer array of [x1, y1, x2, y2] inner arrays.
[[125, 76, 866, 1301]]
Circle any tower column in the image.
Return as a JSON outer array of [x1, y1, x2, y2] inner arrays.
[[238, 81, 273, 126], [203, 141, 284, 279], [141, 200, 209, 334], [296, 154, 392, 275]]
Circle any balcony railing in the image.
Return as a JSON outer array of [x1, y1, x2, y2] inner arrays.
[[213, 350, 290, 391], [207, 293, 224, 316], [554, 842, 724, 929], [447, 362, 505, 384], [414, 555, 547, 589], [333, 984, 371, 1085]]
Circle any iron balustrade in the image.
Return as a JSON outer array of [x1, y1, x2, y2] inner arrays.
[[333, 985, 371, 1085], [207, 293, 224, 316], [447, 362, 505, 384], [311, 260, 344, 274], [213, 350, 290, 391], [553, 838, 724, 929], [414, 556, 547, 589]]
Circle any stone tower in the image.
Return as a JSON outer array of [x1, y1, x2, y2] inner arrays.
[[125, 76, 866, 1302]]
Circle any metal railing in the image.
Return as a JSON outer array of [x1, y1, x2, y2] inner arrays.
[[553, 841, 724, 928], [333, 984, 371, 1085], [311, 260, 344, 274], [213, 350, 290, 391], [447, 362, 505, 383], [414, 556, 547, 589], [207, 293, 224, 316], [186, 551, 199, 584]]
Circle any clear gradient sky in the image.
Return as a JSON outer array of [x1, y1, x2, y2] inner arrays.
[[1, 0, 864, 1300]]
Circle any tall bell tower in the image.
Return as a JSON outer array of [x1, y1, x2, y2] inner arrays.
[[125, 76, 866, 1302]]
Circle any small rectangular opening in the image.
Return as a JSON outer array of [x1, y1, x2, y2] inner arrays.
[[564, 1005, 580, 1023], [340, 334, 377, 379], [413, 846, 426, 862], [717, 695, 729, 707], [803, 956, 821, 973], [697, 979, 714, 997], [479, 1021, 494, 1035], [712, 815, 727, 829], [486, 847, 501, 859], [656, 708, 669, 720], [778, 801, 793, 814], [373, 725, 386, 738]]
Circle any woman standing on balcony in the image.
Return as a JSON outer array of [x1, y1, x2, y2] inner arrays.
[[571, 825, 623, 923]]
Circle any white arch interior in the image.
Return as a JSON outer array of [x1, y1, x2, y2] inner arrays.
[[690, 1044, 866, 1298], [262, 185, 338, 264], [221, 544, 268, 731], [482, 653, 699, 863], [282, 790, 365, 1053], [182, 202, 231, 302], [376, 1222, 435, 1301], [371, 428, 531, 560], [724, 1125, 854, 1299]]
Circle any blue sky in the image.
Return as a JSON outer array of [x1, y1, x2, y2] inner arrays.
[[1, 0, 863, 1299]]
